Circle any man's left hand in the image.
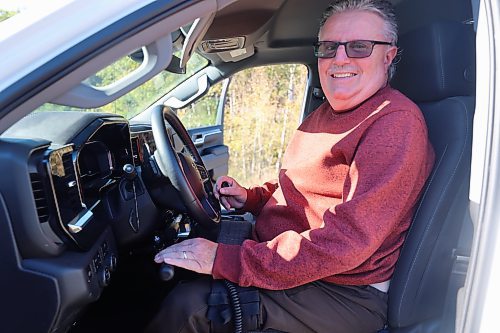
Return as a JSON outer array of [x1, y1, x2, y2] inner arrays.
[[154, 238, 218, 275]]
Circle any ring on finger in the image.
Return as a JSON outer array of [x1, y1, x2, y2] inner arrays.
[[182, 251, 187, 259]]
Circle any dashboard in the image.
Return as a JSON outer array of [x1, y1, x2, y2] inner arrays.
[[0, 111, 163, 332]]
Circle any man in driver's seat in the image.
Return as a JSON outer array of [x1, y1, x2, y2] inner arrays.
[[147, 0, 435, 332]]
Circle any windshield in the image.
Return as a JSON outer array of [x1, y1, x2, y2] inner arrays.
[[34, 52, 208, 119]]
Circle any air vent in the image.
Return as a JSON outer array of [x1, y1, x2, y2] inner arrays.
[[200, 37, 245, 53], [30, 173, 50, 223]]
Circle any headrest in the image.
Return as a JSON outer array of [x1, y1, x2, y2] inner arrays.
[[391, 21, 475, 102]]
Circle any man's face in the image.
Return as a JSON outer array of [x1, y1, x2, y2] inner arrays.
[[318, 10, 397, 111]]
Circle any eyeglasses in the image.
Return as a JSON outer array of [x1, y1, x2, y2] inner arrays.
[[314, 40, 393, 59]]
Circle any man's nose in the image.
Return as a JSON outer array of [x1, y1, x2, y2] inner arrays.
[[333, 45, 350, 64]]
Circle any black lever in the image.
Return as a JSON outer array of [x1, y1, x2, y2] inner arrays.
[[123, 163, 137, 180], [159, 183, 231, 281], [159, 263, 175, 281]]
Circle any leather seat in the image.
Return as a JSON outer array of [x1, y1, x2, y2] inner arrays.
[[386, 21, 476, 332]]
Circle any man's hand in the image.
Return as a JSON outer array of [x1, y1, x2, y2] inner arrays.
[[154, 238, 218, 275], [214, 176, 248, 210]]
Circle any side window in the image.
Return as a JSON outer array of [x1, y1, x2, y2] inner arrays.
[[176, 80, 227, 129], [176, 64, 308, 187], [224, 64, 308, 186]]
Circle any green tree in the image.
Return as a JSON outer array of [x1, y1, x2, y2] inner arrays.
[[0, 9, 17, 22], [223, 64, 307, 186]]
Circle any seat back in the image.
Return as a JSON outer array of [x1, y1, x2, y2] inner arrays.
[[388, 22, 476, 332]]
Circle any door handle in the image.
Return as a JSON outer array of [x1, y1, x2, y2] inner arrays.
[[193, 134, 204, 147]]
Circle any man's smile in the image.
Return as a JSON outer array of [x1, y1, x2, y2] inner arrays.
[[331, 72, 357, 78]]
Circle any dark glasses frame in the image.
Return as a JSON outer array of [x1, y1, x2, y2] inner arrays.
[[313, 40, 394, 59]]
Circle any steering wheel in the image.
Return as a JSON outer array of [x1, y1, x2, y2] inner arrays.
[[150, 105, 221, 229]]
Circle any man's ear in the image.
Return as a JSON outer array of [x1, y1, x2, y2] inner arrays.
[[384, 46, 398, 67]]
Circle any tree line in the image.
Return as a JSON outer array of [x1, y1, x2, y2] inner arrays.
[[222, 64, 307, 186], [177, 64, 307, 187]]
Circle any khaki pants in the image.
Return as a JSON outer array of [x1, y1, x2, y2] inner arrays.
[[146, 276, 387, 333]]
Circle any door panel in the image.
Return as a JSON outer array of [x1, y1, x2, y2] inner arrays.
[[188, 126, 228, 181]]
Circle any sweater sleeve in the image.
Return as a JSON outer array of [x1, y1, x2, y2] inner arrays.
[[241, 180, 279, 216], [212, 110, 434, 289]]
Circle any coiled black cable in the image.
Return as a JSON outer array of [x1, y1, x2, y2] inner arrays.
[[223, 279, 243, 333]]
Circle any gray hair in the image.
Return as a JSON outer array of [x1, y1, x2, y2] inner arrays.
[[319, 0, 399, 80]]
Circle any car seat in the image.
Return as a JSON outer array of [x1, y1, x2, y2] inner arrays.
[[386, 20, 476, 333]]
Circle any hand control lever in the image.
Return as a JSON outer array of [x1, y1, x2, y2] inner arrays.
[[158, 182, 230, 281], [123, 163, 137, 180], [159, 263, 175, 281]]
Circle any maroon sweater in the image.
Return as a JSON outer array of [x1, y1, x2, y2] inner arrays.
[[212, 86, 435, 290]]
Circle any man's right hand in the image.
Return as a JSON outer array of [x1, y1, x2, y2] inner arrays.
[[214, 176, 247, 210]]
